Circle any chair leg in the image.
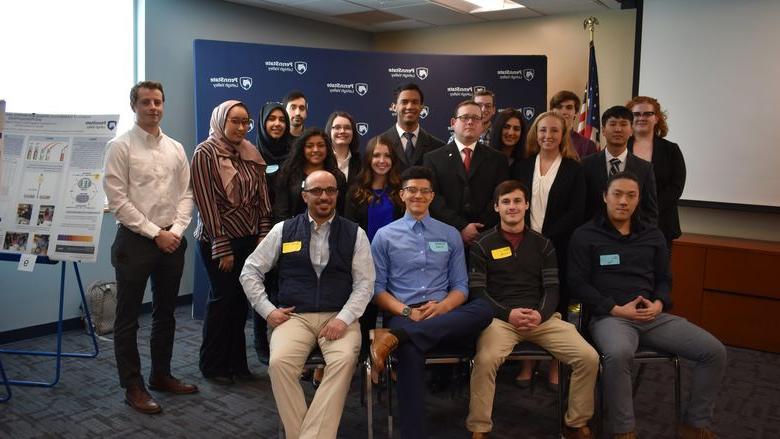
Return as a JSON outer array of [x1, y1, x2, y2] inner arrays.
[[673, 356, 682, 427], [387, 362, 394, 439], [558, 360, 566, 434], [632, 363, 646, 395], [366, 359, 374, 439], [597, 362, 605, 438]]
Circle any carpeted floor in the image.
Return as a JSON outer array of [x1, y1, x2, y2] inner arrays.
[[1, 307, 778, 438]]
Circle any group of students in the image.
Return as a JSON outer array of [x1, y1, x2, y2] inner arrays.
[[103, 80, 725, 439]]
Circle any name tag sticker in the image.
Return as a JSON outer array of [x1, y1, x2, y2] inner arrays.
[[282, 241, 302, 253], [600, 254, 620, 266], [491, 246, 512, 260], [428, 241, 449, 252]]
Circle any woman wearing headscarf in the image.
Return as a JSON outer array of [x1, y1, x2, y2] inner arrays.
[[252, 102, 293, 363], [192, 100, 273, 384]]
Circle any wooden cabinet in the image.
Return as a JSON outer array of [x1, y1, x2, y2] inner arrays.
[[671, 234, 780, 353]]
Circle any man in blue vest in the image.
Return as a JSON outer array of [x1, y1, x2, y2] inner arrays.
[[240, 170, 374, 439]]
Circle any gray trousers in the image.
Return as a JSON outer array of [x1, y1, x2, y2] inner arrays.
[[590, 313, 726, 433]]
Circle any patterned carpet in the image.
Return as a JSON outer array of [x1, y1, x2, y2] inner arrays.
[[1, 307, 778, 438]]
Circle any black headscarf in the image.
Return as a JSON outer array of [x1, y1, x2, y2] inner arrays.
[[255, 102, 292, 166]]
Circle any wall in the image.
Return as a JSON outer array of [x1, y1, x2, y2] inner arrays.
[[0, 0, 372, 334], [373, 9, 636, 123]]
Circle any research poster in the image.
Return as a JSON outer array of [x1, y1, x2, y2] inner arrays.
[[0, 113, 118, 262]]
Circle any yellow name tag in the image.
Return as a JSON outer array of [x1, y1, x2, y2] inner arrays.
[[491, 246, 512, 260], [282, 241, 302, 253]]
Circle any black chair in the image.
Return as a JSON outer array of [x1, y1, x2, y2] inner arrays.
[[365, 344, 474, 439]]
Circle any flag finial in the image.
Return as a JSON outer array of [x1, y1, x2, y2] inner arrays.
[[583, 17, 599, 42]]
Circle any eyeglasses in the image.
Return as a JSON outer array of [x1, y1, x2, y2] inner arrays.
[[402, 186, 433, 195], [632, 111, 655, 118], [303, 187, 338, 196], [227, 118, 252, 126], [331, 125, 352, 132], [455, 114, 482, 122]]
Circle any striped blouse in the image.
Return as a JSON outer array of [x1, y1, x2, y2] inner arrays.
[[191, 142, 272, 259]]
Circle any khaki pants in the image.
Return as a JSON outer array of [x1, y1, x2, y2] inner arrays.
[[467, 315, 599, 433], [268, 312, 360, 439]]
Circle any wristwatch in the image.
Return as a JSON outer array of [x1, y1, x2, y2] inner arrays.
[[401, 306, 412, 317]]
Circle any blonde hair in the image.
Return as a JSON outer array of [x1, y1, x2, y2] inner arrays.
[[525, 111, 579, 161]]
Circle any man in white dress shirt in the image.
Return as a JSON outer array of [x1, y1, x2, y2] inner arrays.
[[104, 81, 198, 414]]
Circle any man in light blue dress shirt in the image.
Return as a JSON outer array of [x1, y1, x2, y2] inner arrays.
[[369, 166, 494, 439]]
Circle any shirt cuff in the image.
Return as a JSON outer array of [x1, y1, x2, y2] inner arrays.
[[169, 224, 186, 238], [211, 236, 232, 259], [335, 310, 356, 326], [141, 222, 162, 240]]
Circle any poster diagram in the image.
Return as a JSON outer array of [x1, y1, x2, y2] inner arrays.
[[0, 113, 119, 262]]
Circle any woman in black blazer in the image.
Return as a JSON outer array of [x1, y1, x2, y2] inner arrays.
[[627, 96, 687, 251], [325, 111, 362, 187], [510, 111, 585, 389], [344, 133, 405, 360]]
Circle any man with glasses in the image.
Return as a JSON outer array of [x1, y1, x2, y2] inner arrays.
[[369, 166, 494, 439], [582, 106, 658, 225], [424, 100, 509, 246], [381, 82, 444, 169], [447, 89, 497, 144], [240, 170, 374, 439]]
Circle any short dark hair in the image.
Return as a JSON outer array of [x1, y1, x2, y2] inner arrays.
[[130, 81, 164, 108], [283, 90, 307, 108], [453, 99, 480, 118], [473, 89, 495, 99], [605, 171, 641, 194], [549, 90, 580, 111], [493, 179, 529, 205], [400, 165, 433, 187], [393, 83, 424, 103], [601, 105, 633, 126]]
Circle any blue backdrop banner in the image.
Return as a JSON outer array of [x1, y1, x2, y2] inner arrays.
[[191, 39, 547, 319]]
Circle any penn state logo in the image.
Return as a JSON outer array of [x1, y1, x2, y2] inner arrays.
[[473, 85, 486, 93], [419, 106, 430, 119], [106, 120, 117, 130], [295, 61, 307, 75], [416, 67, 429, 80], [523, 69, 535, 81], [356, 122, 369, 136], [523, 107, 535, 120], [355, 83, 369, 96], [240, 77, 253, 90]]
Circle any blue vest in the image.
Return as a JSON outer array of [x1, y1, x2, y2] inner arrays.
[[276, 213, 358, 313]]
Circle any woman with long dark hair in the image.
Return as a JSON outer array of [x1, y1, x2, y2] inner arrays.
[[489, 108, 527, 166], [273, 127, 347, 222], [191, 100, 273, 384]]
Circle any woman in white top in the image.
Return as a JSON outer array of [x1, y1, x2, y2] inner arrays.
[[325, 111, 361, 187], [510, 111, 586, 390]]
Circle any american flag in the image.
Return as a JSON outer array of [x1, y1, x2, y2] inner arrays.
[[577, 40, 600, 144]]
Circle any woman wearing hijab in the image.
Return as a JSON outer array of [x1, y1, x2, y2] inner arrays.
[[192, 100, 273, 384], [273, 127, 346, 222], [325, 111, 361, 186], [252, 102, 293, 363], [489, 108, 527, 166]]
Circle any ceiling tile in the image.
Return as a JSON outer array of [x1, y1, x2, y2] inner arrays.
[[383, 3, 483, 25], [293, 0, 373, 15]]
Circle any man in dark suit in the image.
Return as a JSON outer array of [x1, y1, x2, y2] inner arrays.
[[424, 100, 509, 246], [582, 106, 658, 225], [381, 82, 444, 169]]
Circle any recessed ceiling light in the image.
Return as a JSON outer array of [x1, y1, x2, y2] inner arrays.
[[464, 0, 525, 13]]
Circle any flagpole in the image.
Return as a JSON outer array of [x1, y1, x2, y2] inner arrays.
[[583, 16, 599, 42], [577, 16, 601, 147]]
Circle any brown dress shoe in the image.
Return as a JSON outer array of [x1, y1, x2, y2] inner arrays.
[[678, 424, 716, 439], [148, 374, 199, 394], [369, 328, 399, 384], [125, 386, 162, 414], [471, 432, 488, 439], [614, 432, 638, 439], [563, 425, 593, 439]]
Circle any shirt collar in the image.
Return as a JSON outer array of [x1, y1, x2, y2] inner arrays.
[[396, 123, 420, 140], [401, 211, 433, 230], [308, 212, 335, 229], [131, 123, 163, 143], [605, 147, 628, 163], [454, 137, 477, 153]]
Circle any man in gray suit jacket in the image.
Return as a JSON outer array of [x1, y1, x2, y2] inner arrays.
[[582, 106, 658, 225], [381, 82, 444, 169]]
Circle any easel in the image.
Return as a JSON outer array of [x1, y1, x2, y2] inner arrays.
[[0, 254, 99, 396]]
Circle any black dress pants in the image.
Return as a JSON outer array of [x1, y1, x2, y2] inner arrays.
[[111, 225, 186, 388], [198, 235, 256, 377]]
